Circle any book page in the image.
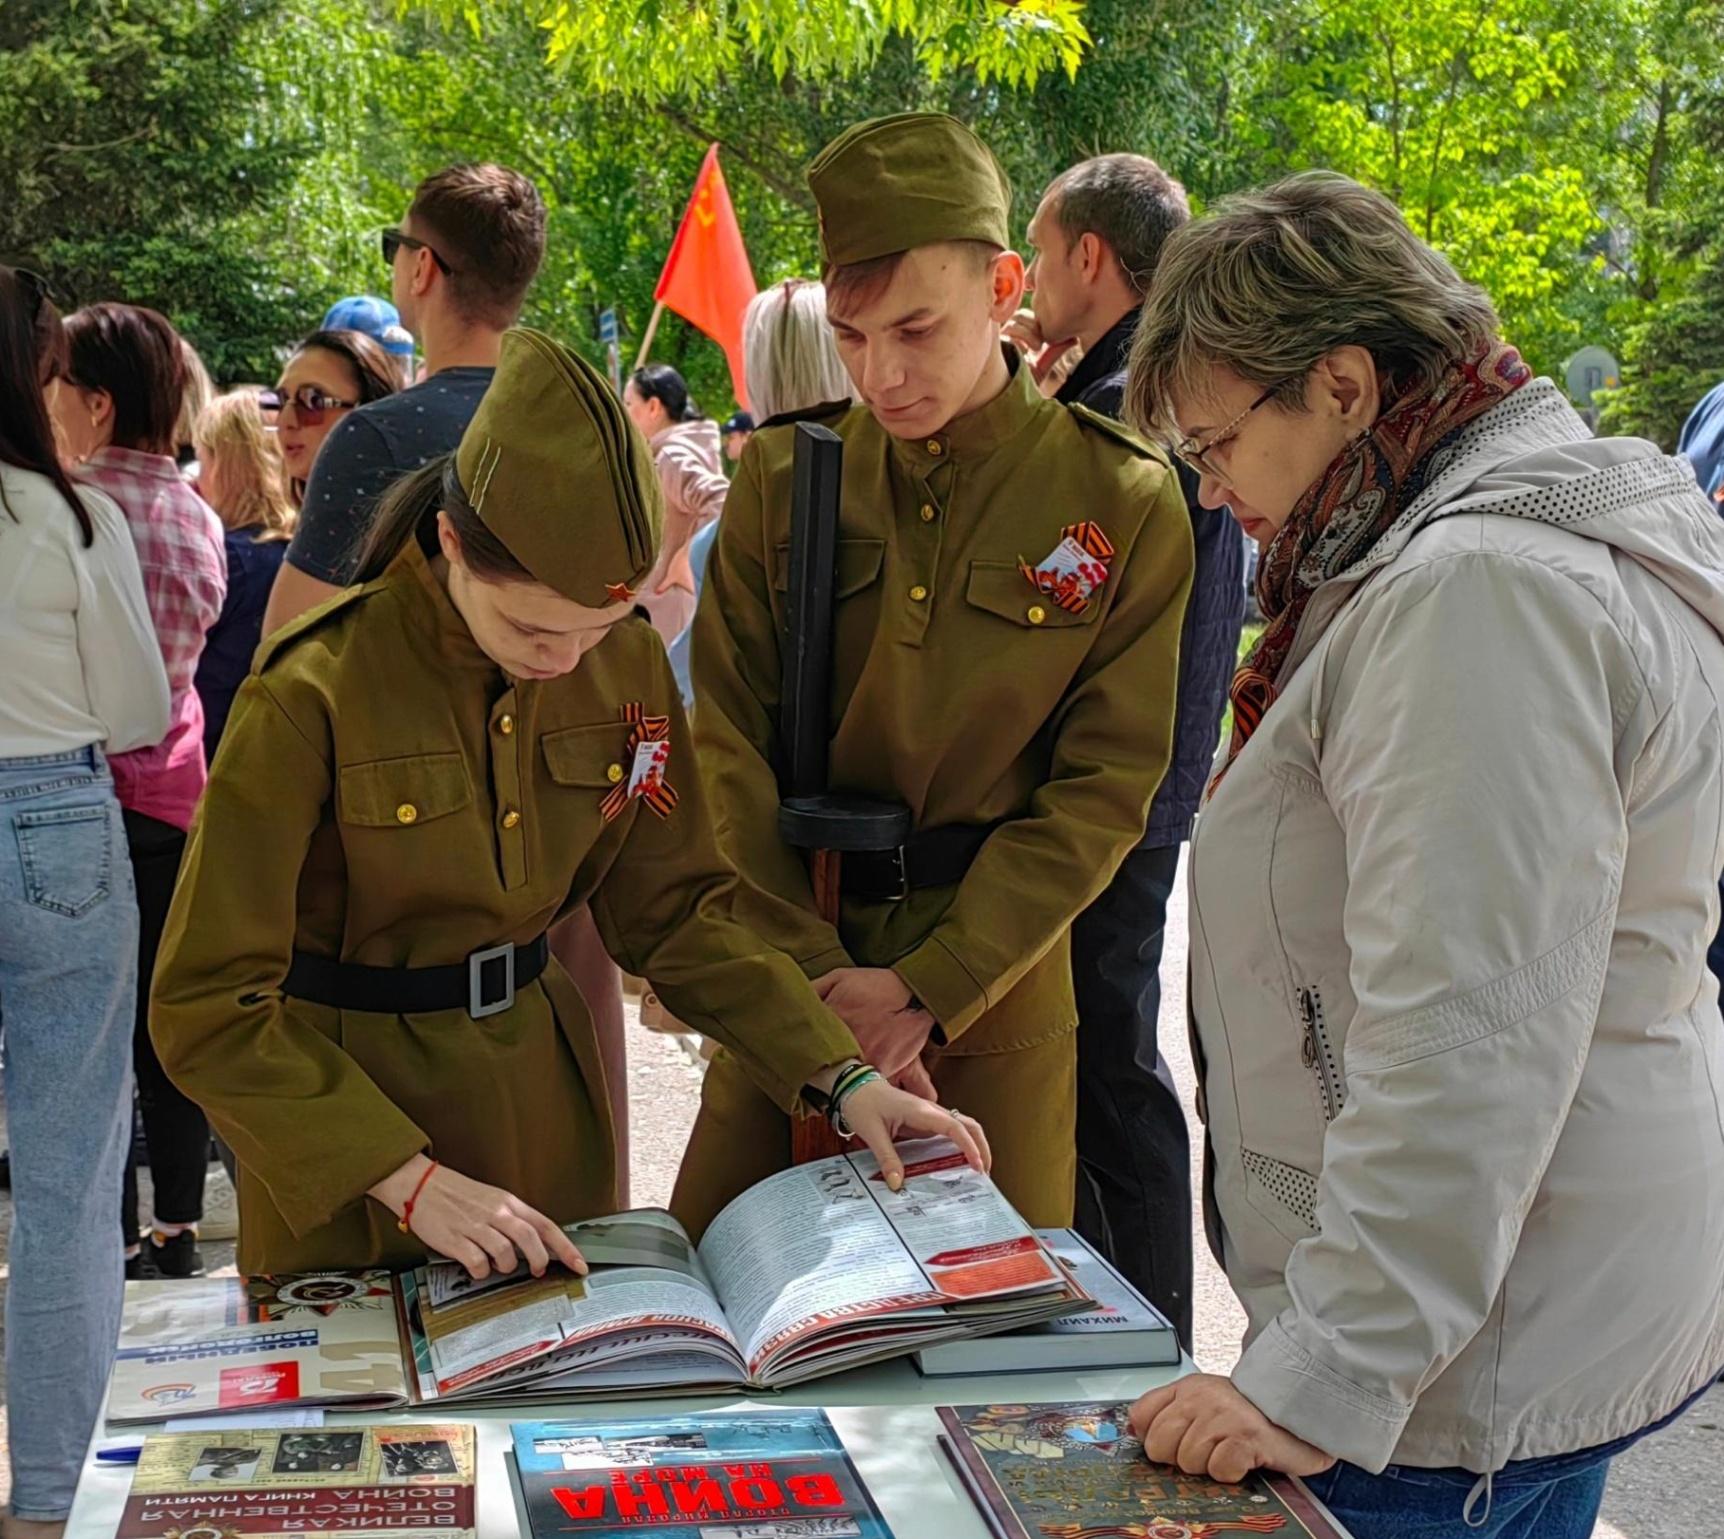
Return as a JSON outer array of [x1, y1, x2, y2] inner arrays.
[[851, 1140, 1063, 1299], [409, 1210, 743, 1397], [698, 1153, 947, 1376]]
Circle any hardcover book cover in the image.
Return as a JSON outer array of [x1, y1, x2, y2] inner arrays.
[[511, 1409, 895, 1539], [936, 1402, 1352, 1539], [116, 1424, 475, 1539]]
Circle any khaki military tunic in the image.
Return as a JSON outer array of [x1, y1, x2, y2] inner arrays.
[[152, 536, 858, 1273], [671, 357, 1193, 1236]]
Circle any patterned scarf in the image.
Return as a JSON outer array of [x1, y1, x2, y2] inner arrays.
[[1214, 338, 1532, 786]]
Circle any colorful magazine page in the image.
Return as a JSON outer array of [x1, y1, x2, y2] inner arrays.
[[511, 1410, 896, 1538], [936, 1402, 1352, 1539], [109, 1273, 411, 1424], [117, 1424, 475, 1539]]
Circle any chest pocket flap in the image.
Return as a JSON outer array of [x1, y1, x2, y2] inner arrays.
[[965, 560, 1100, 628], [771, 537, 885, 597], [338, 751, 472, 827], [542, 723, 629, 789]]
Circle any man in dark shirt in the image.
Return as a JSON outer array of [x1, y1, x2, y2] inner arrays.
[[263, 162, 547, 633], [1010, 153, 1246, 1345]]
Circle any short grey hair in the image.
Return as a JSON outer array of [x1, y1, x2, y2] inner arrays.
[[743, 279, 853, 423], [1125, 171, 1500, 439], [1045, 154, 1190, 297]]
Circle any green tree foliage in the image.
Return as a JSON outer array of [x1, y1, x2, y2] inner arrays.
[[0, 0, 311, 379], [7, 0, 1720, 440]]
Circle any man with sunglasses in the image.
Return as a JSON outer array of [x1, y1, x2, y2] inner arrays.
[[264, 163, 546, 636], [1010, 154, 1246, 1348]]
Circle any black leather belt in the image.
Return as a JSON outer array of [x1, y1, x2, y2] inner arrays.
[[281, 936, 550, 1020], [838, 822, 1000, 903]]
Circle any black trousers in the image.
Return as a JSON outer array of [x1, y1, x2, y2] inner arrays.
[[1071, 841, 1193, 1346], [120, 809, 207, 1243]]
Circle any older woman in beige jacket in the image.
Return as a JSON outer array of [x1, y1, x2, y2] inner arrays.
[[1122, 172, 1724, 1539]]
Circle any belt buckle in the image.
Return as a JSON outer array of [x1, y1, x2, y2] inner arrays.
[[880, 845, 909, 903], [468, 941, 516, 1020]]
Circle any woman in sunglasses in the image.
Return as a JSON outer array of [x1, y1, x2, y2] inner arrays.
[[267, 329, 398, 504]]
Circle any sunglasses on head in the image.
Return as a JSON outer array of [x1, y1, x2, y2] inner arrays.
[[7, 265, 54, 322], [381, 228, 454, 276], [261, 383, 358, 425]]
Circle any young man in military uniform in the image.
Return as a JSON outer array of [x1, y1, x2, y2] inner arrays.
[[671, 113, 1194, 1237]]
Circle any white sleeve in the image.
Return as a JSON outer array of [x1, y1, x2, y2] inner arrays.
[[74, 487, 172, 753], [1231, 549, 1637, 1469]]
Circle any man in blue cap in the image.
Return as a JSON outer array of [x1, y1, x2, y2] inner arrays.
[[322, 295, 416, 386]]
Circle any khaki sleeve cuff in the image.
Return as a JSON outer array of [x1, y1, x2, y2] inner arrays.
[[798, 943, 854, 981], [1232, 1316, 1413, 1474], [274, 1119, 430, 1240], [894, 936, 988, 1042]]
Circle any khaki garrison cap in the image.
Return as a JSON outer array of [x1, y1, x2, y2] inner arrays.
[[451, 327, 661, 608], [808, 112, 1012, 268]]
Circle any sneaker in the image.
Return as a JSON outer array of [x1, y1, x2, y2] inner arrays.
[[124, 1248, 156, 1282], [200, 1163, 239, 1242], [146, 1229, 205, 1278]]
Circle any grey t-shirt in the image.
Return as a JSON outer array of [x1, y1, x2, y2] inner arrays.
[[285, 366, 494, 585]]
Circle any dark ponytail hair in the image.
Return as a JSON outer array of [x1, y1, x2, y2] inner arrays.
[[629, 362, 701, 422], [354, 452, 532, 585], [0, 266, 93, 544]]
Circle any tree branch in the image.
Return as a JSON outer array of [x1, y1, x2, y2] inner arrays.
[[655, 104, 814, 210]]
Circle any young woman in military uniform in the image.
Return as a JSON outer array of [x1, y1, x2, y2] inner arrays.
[[152, 328, 985, 1279]]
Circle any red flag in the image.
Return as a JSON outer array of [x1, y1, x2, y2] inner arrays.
[[654, 145, 758, 408]]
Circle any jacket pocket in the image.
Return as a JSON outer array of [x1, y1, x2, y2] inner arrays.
[[1241, 1147, 1319, 1239], [965, 560, 1101, 628], [337, 752, 472, 828], [771, 538, 886, 599], [13, 803, 114, 918], [542, 723, 631, 789], [1299, 985, 1346, 1121]]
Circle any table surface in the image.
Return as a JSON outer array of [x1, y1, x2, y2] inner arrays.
[[69, 1354, 1191, 1539]]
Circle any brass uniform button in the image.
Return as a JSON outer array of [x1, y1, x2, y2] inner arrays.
[[606, 763, 625, 784], [926, 439, 943, 456], [501, 807, 522, 830], [909, 584, 929, 603], [395, 803, 418, 825], [497, 714, 515, 736], [1027, 605, 1047, 626], [919, 503, 936, 523]]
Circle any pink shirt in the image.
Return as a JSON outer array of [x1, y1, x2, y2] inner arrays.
[[76, 448, 227, 831]]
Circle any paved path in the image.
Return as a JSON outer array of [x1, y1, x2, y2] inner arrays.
[[0, 871, 1717, 1533]]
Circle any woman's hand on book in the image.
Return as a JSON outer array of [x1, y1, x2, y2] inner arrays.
[[1126, 1373, 1334, 1484], [839, 1078, 992, 1190], [371, 1157, 590, 1283]]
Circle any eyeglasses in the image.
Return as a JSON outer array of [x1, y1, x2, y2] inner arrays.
[[1171, 384, 1282, 480], [381, 228, 454, 276], [261, 383, 358, 425]]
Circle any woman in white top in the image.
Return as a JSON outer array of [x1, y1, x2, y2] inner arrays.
[[0, 267, 168, 1539]]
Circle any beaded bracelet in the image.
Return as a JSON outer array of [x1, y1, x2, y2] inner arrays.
[[398, 1160, 440, 1235], [830, 1068, 882, 1138]]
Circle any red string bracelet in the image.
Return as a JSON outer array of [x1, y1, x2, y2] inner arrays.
[[398, 1160, 439, 1235]]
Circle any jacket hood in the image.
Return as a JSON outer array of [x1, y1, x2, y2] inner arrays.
[[1344, 377, 1724, 647]]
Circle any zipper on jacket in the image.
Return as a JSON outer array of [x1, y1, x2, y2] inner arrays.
[[1299, 986, 1345, 1121]]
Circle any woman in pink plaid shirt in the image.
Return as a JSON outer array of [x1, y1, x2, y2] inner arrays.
[[51, 303, 227, 1281]]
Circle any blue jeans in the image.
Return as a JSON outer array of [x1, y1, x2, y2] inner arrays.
[[0, 748, 136, 1519], [1300, 1382, 1712, 1538]]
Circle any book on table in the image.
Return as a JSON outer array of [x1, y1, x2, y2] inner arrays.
[[936, 1401, 1355, 1539], [913, 1227, 1181, 1377], [115, 1423, 475, 1539], [510, 1408, 895, 1538], [106, 1138, 1088, 1424]]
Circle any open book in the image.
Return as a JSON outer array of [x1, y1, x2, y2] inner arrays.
[[107, 1139, 1086, 1424]]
